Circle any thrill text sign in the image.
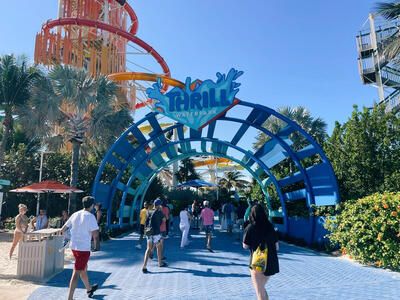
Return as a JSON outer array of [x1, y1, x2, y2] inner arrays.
[[146, 68, 243, 130]]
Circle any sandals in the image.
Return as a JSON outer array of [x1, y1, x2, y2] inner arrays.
[[86, 283, 98, 298], [159, 262, 168, 267]]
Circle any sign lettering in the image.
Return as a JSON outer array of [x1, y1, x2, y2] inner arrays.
[[146, 68, 243, 130]]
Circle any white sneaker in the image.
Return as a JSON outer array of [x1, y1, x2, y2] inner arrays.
[[135, 244, 142, 249]]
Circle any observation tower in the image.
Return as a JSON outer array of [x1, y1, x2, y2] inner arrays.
[[356, 13, 400, 112]]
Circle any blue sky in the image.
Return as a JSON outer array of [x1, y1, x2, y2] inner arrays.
[[0, 0, 380, 134]]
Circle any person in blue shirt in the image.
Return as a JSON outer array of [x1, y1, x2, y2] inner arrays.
[[31, 209, 48, 231]]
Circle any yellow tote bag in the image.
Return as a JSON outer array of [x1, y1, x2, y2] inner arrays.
[[250, 244, 268, 272]]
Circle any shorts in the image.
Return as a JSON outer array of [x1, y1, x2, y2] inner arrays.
[[204, 225, 214, 234], [147, 234, 162, 244], [161, 231, 167, 238], [140, 224, 145, 235], [72, 250, 90, 271]]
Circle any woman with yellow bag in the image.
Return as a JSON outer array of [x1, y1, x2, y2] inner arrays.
[[243, 204, 279, 300]]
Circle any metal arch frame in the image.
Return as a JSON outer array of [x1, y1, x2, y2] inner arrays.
[[94, 119, 287, 231], [126, 151, 271, 226], [92, 101, 340, 243], [116, 134, 282, 226], [240, 101, 340, 203]]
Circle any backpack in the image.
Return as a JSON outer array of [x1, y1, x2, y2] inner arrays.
[[250, 242, 268, 273], [144, 210, 156, 236]]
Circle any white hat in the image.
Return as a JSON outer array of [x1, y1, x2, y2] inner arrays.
[[203, 200, 209, 207]]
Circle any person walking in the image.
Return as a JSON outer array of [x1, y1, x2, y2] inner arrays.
[[161, 200, 170, 239], [223, 201, 233, 233], [179, 206, 191, 249], [192, 200, 201, 229], [142, 199, 167, 273], [152, 200, 169, 262], [93, 203, 103, 251], [136, 201, 149, 249], [31, 209, 48, 231], [237, 203, 246, 229], [200, 201, 214, 252], [9, 204, 29, 259], [61, 196, 99, 300], [166, 201, 174, 236], [244, 200, 254, 228], [243, 204, 279, 300]]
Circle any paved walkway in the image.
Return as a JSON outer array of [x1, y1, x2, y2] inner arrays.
[[28, 223, 400, 300]]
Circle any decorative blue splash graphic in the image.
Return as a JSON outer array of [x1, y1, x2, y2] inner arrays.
[[146, 68, 243, 130]]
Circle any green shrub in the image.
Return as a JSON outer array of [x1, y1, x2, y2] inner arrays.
[[4, 217, 15, 230], [325, 192, 400, 270]]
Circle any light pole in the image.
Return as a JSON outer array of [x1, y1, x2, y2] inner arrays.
[[36, 150, 54, 215]]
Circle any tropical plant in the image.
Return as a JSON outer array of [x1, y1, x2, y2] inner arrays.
[[218, 170, 249, 194], [0, 54, 39, 171], [21, 65, 133, 212], [253, 106, 327, 150], [325, 192, 400, 271], [375, 1, 400, 62], [175, 158, 199, 183], [324, 104, 400, 201], [251, 106, 327, 216]]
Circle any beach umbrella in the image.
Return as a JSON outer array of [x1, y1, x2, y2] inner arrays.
[[10, 180, 83, 214], [177, 179, 217, 188]]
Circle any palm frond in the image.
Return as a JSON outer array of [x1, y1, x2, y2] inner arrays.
[[375, 2, 400, 20]]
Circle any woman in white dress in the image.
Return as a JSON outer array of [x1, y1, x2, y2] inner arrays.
[[179, 206, 191, 249]]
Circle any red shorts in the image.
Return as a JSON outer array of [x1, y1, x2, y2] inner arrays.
[[72, 250, 90, 270]]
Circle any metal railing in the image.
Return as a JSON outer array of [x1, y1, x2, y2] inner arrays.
[[384, 90, 400, 112]]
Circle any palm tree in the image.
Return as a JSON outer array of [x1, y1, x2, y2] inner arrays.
[[253, 106, 327, 150], [0, 54, 39, 172], [175, 158, 199, 183], [22, 65, 133, 212], [218, 170, 249, 194], [375, 2, 400, 61]]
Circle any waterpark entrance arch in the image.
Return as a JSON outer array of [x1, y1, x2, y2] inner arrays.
[[92, 100, 340, 244]]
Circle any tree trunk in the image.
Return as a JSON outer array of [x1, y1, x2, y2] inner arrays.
[[68, 140, 81, 214], [0, 109, 13, 174]]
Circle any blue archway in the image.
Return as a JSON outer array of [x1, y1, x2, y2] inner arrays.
[[92, 101, 340, 244]]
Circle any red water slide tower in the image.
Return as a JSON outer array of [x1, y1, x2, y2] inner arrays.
[[34, 0, 171, 111]]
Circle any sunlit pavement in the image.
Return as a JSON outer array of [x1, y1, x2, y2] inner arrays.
[[28, 223, 400, 300]]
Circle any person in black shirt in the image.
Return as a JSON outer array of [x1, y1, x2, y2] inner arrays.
[[243, 204, 279, 300], [142, 199, 167, 273], [93, 203, 104, 251]]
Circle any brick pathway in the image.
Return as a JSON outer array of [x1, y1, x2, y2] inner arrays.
[[28, 224, 400, 300]]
